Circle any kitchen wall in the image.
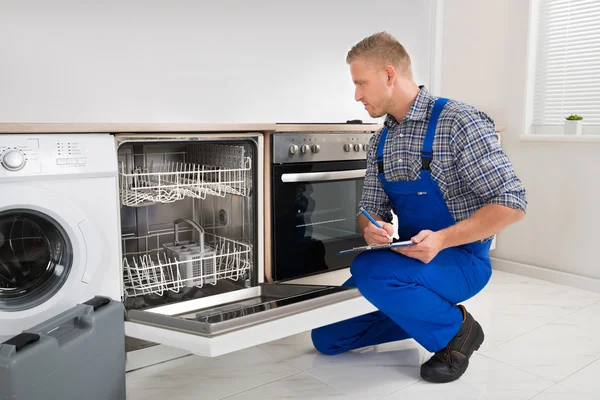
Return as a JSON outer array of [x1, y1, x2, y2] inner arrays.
[[441, 0, 600, 283], [0, 0, 437, 124]]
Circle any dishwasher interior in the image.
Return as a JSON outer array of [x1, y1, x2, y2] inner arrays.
[[118, 138, 258, 350], [117, 135, 359, 356]]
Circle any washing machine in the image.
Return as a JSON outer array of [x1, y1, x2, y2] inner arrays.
[[0, 133, 121, 339]]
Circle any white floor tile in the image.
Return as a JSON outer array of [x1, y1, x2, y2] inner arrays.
[[305, 348, 424, 399], [222, 372, 351, 400], [530, 384, 598, 400], [551, 358, 600, 396], [259, 331, 432, 371], [124, 271, 600, 400], [125, 354, 194, 381], [472, 271, 600, 310], [482, 302, 600, 382], [258, 331, 338, 371], [380, 354, 553, 400], [462, 272, 600, 352], [126, 347, 300, 400], [350, 338, 433, 365]]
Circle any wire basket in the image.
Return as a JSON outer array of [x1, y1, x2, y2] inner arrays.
[[119, 144, 251, 207], [162, 218, 216, 288], [122, 224, 252, 297]]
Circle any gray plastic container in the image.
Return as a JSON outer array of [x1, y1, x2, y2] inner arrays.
[[0, 296, 126, 400]]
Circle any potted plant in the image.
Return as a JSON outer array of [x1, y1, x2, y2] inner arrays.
[[564, 114, 583, 135]]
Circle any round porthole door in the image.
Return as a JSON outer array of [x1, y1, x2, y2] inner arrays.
[[0, 209, 74, 311]]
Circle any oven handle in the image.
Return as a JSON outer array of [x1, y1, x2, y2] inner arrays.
[[281, 169, 366, 183]]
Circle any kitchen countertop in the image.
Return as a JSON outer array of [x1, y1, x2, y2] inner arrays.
[[0, 123, 379, 134], [0, 123, 277, 133], [273, 123, 381, 132], [0, 123, 504, 134]]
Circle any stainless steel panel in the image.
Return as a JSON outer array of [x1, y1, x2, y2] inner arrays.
[[281, 169, 367, 183], [127, 284, 361, 337], [273, 132, 374, 164]]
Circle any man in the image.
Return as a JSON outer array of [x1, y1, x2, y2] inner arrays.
[[311, 32, 527, 384]]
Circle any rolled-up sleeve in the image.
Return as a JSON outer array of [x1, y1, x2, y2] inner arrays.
[[450, 111, 527, 212], [358, 131, 393, 222]]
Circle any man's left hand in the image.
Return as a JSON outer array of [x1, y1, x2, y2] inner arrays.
[[393, 230, 446, 263]]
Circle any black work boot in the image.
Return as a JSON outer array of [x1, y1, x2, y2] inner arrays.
[[420, 305, 484, 383]]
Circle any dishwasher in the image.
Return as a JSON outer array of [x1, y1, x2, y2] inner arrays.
[[115, 132, 376, 359]]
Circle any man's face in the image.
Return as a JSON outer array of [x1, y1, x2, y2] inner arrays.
[[350, 58, 391, 118]]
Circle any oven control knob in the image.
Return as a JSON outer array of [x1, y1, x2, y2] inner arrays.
[[343, 143, 351, 152], [300, 144, 310, 154], [353, 144, 361, 152], [311, 144, 321, 153], [289, 144, 299, 155], [363, 144, 369, 151], [1, 149, 26, 171]]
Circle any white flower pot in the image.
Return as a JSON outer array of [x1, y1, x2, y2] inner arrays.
[[564, 120, 583, 135]]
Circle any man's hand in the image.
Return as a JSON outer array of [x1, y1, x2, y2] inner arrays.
[[358, 213, 394, 245], [393, 230, 446, 263]]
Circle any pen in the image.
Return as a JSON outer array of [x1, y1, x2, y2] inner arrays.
[[359, 207, 392, 241]]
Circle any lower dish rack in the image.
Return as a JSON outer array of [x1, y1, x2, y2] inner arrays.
[[122, 220, 252, 297]]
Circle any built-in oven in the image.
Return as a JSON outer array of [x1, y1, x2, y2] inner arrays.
[[271, 131, 375, 281]]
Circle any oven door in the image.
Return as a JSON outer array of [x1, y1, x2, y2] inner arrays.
[[272, 160, 367, 281]]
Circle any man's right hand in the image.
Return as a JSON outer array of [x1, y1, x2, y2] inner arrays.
[[358, 214, 394, 245]]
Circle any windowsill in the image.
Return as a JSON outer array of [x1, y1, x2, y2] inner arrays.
[[520, 134, 600, 143]]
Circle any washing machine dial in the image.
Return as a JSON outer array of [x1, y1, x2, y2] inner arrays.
[[1, 149, 26, 171]]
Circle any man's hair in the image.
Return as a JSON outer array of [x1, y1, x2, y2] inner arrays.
[[346, 32, 412, 76]]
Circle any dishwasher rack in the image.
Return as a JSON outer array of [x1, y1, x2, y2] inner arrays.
[[121, 229, 252, 297], [119, 144, 252, 207]]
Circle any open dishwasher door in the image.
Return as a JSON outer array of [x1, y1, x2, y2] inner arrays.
[[115, 132, 376, 357], [125, 282, 376, 357]]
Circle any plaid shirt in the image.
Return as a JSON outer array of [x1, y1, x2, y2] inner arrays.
[[359, 86, 527, 241]]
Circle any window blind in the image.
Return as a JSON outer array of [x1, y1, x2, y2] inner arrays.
[[532, 0, 600, 132]]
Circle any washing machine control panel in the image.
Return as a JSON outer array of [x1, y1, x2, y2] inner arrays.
[[0, 148, 27, 171], [0, 134, 117, 178]]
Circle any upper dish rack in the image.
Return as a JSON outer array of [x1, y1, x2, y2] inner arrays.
[[119, 144, 252, 207]]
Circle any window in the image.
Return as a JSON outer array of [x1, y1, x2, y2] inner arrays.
[[529, 0, 600, 135]]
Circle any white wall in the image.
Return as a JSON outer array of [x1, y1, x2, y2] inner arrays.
[[0, 0, 435, 124], [441, 0, 600, 280]]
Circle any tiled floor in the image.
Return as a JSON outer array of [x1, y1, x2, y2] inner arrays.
[[126, 270, 600, 399]]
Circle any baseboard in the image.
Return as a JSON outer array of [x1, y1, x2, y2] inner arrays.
[[491, 257, 600, 293]]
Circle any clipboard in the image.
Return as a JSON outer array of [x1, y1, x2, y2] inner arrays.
[[338, 240, 415, 255]]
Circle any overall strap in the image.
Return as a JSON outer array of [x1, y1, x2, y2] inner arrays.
[[421, 98, 449, 170], [376, 126, 389, 174]]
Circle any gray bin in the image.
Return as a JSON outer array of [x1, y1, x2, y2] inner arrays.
[[0, 296, 126, 400]]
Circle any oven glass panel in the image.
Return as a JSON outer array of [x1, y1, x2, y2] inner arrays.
[[272, 161, 367, 281]]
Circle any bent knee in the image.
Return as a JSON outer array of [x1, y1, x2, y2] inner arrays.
[[350, 251, 418, 300], [311, 327, 344, 356], [349, 251, 379, 282], [350, 251, 397, 288]]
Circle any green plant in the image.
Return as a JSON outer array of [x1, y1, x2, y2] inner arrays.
[[565, 114, 583, 120]]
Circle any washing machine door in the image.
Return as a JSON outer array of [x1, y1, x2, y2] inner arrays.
[[0, 209, 74, 311], [0, 187, 91, 317]]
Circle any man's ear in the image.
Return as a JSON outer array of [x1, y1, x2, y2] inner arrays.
[[384, 65, 397, 86]]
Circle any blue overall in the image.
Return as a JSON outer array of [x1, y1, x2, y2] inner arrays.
[[312, 98, 492, 354]]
